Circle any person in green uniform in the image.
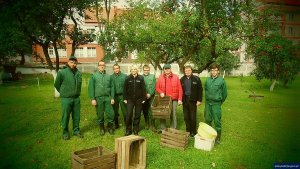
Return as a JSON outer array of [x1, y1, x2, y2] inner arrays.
[[111, 64, 127, 129], [142, 64, 156, 131], [54, 56, 83, 140], [88, 61, 115, 135], [204, 63, 227, 144]]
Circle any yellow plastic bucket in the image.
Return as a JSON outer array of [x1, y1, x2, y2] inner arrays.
[[197, 122, 217, 139]]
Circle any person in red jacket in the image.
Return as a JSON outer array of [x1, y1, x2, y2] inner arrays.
[[156, 64, 183, 131]]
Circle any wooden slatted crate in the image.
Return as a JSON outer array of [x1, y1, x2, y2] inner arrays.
[[71, 146, 115, 169], [160, 128, 190, 150], [115, 135, 146, 169], [151, 95, 172, 119]]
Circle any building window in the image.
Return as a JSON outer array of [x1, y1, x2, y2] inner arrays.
[[287, 13, 294, 21], [87, 47, 96, 58], [75, 47, 85, 58], [57, 48, 67, 58], [48, 48, 54, 58], [287, 27, 294, 36], [48, 47, 67, 58]]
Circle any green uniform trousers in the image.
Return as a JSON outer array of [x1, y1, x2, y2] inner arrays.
[[113, 94, 127, 123], [142, 96, 154, 119], [61, 97, 81, 137], [95, 96, 114, 124], [204, 102, 222, 132]]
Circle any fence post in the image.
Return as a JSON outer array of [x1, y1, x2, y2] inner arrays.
[[37, 77, 40, 90]]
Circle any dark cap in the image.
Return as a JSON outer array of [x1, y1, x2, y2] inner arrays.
[[69, 56, 77, 61], [163, 64, 171, 69]]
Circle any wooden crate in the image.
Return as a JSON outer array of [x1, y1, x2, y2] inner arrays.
[[160, 128, 190, 150], [71, 146, 115, 169], [115, 135, 147, 169], [151, 95, 172, 119]]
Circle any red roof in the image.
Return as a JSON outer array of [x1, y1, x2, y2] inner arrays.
[[284, 0, 300, 5]]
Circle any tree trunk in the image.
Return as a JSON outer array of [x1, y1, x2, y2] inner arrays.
[[270, 79, 276, 92], [105, 0, 111, 22], [95, 1, 102, 30], [283, 79, 288, 87], [0, 71, 3, 84], [20, 51, 25, 65], [71, 42, 76, 57], [53, 42, 60, 72], [41, 44, 54, 70], [70, 12, 78, 57], [104, 0, 112, 61], [178, 63, 185, 74], [51, 42, 60, 98], [51, 70, 60, 98], [197, 60, 215, 73], [177, 57, 190, 74]]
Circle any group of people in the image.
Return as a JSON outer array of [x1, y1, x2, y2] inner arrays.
[[54, 56, 227, 144]]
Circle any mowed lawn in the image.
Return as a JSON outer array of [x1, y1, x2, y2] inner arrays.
[[0, 74, 299, 169]]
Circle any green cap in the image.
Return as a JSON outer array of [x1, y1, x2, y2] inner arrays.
[[69, 56, 77, 61], [163, 64, 171, 69]]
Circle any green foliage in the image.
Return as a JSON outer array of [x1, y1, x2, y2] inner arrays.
[[93, 0, 119, 61], [191, 36, 241, 73], [66, 1, 97, 57], [0, 3, 32, 63], [0, 0, 95, 69], [248, 34, 300, 85], [0, 74, 299, 168], [98, 3, 183, 68], [99, 0, 264, 73]]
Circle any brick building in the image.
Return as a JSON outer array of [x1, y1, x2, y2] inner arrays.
[[33, 6, 126, 64], [258, 0, 300, 45]]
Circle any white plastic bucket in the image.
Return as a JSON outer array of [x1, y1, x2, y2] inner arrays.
[[197, 122, 217, 139]]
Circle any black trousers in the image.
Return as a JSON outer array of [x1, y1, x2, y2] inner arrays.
[[126, 99, 143, 133], [183, 96, 197, 135]]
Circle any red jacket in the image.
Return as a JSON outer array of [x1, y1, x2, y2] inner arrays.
[[156, 72, 183, 101]]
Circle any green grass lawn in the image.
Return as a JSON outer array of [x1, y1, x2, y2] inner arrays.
[[0, 74, 299, 169]]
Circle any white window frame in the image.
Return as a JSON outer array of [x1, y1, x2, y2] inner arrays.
[[75, 47, 85, 58], [57, 48, 67, 58], [48, 48, 54, 58], [87, 47, 96, 58], [48, 47, 67, 58]]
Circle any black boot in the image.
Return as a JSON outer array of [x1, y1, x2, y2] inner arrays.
[[216, 131, 221, 144], [115, 118, 120, 129], [108, 123, 114, 135], [99, 123, 105, 136]]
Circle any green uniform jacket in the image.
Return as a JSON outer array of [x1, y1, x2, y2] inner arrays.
[[205, 76, 227, 104], [111, 72, 127, 95], [143, 74, 156, 96], [88, 71, 115, 100], [54, 66, 82, 98]]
